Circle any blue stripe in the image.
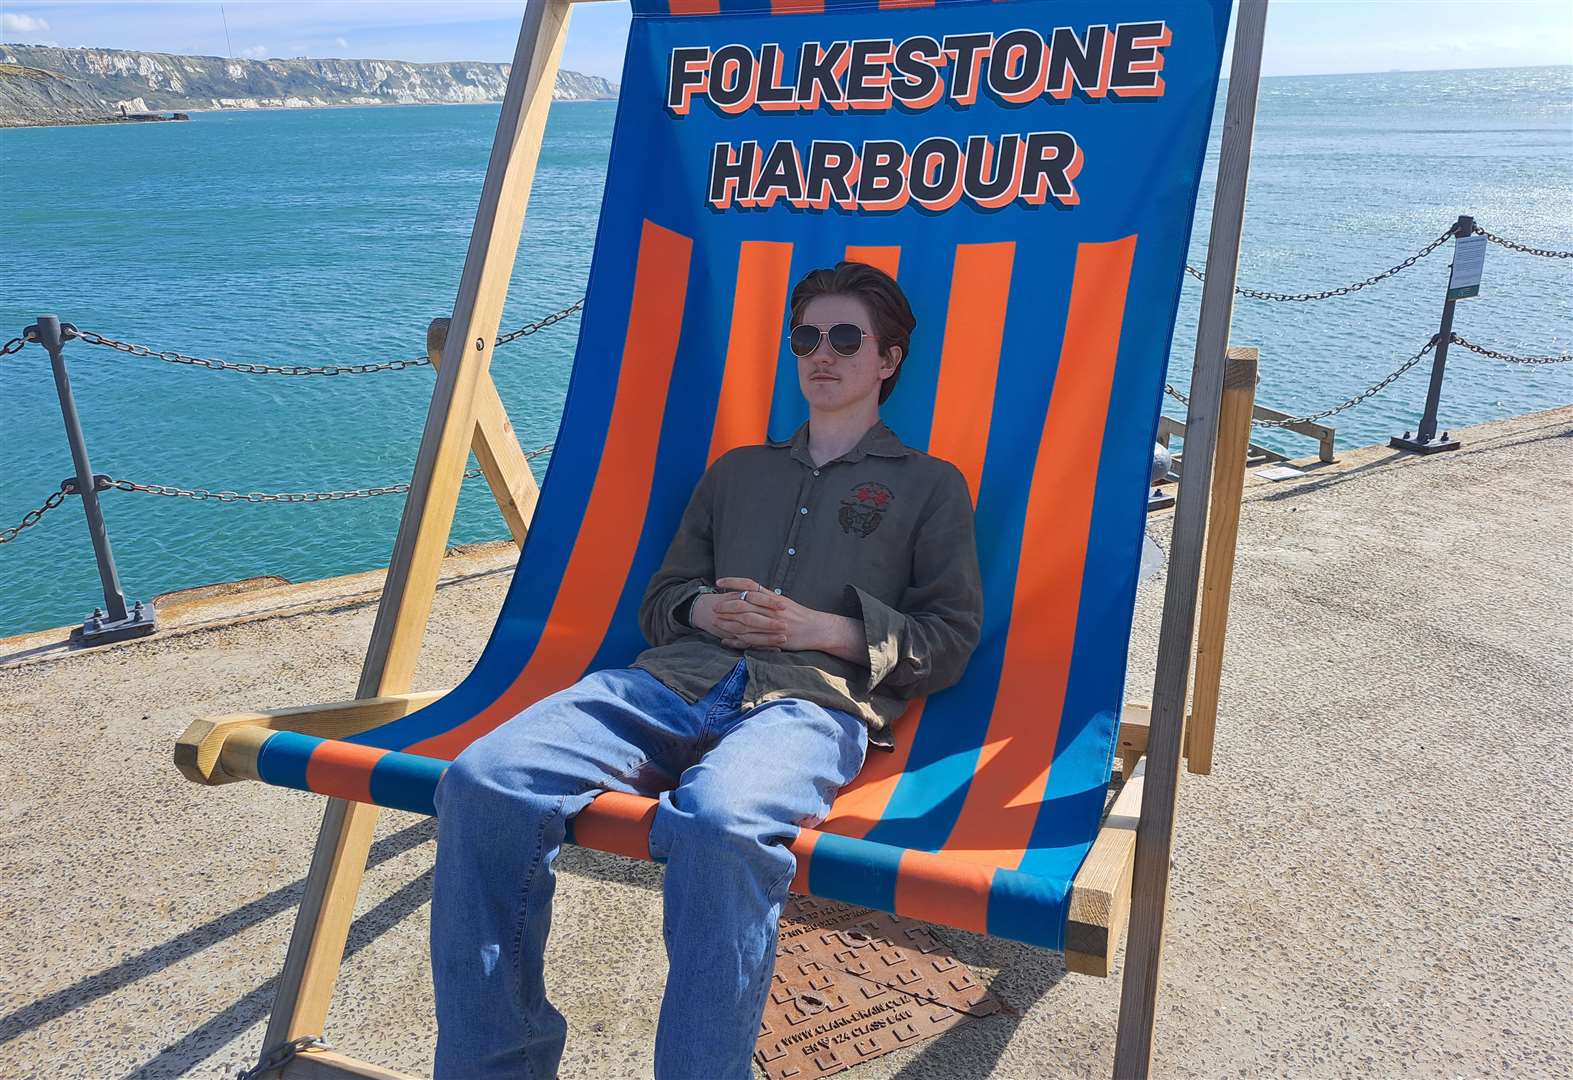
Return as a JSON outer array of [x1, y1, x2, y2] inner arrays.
[[367, 752, 449, 815], [255, 730, 320, 791], [806, 831, 902, 912]]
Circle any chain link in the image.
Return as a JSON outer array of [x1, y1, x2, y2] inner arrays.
[[1473, 227, 1573, 260], [0, 446, 554, 547], [234, 1034, 330, 1080], [1166, 336, 1440, 427], [64, 300, 584, 376], [0, 488, 67, 545], [1450, 334, 1573, 365], [495, 299, 585, 346], [1185, 228, 1454, 302], [0, 334, 29, 357]]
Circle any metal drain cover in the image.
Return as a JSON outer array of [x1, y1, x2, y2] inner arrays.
[[755, 897, 1001, 1079]]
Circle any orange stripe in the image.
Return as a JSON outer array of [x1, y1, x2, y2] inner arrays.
[[929, 242, 1014, 504], [937, 236, 1137, 869], [575, 791, 659, 860], [843, 245, 900, 279], [708, 241, 793, 464], [771, 0, 824, 11], [893, 849, 992, 932], [669, 0, 720, 13], [306, 741, 387, 804], [406, 221, 693, 759], [880, 0, 935, 7], [820, 698, 924, 838]]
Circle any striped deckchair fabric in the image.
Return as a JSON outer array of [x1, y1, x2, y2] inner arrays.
[[194, 0, 1234, 955]]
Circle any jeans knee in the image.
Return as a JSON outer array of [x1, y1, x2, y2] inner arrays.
[[437, 745, 549, 825]]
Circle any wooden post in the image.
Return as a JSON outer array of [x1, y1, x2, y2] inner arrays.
[[1187, 348, 1258, 776], [1113, 2, 1269, 1077], [427, 317, 543, 548], [259, 0, 575, 1056]]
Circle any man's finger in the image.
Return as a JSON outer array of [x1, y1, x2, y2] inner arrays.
[[716, 576, 764, 591]]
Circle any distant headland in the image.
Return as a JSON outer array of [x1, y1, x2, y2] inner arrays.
[[0, 45, 618, 128]]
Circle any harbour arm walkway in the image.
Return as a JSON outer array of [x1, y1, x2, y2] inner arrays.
[[1, 406, 1569, 1079]]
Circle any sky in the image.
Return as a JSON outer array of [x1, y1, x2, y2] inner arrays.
[[1, 1, 1570, 82]]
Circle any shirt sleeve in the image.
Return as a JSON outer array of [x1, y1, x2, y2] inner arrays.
[[845, 463, 983, 700], [639, 462, 720, 648]]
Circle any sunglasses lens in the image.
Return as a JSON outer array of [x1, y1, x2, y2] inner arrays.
[[789, 324, 821, 357], [828, 324, 865, 356]]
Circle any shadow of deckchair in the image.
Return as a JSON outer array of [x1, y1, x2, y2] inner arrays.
[[0, 820, 434, 1049], [120, 863, 438, 1080]]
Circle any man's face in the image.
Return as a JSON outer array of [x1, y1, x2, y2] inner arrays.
[[794, 294, 901, 414]]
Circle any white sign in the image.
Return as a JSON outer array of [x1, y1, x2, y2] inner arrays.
[[1447, 234, 1487, 300]]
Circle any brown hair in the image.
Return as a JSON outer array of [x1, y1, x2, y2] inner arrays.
[[789, 261, 916, 404]]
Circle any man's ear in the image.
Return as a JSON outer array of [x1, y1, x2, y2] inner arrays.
[[882, 345, 903, 377]]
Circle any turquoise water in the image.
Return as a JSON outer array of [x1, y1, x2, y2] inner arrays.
[[2, 66, 1569, 638]]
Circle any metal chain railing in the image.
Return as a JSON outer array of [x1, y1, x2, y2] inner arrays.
[[61, 300, 584, 376], [0, 445, 553, 544], [1474, 227, 1573, 260], [0, 489, 67, 545], [1185, 227, 1455, 302], [1449, 334, 1572, 365], [1166, 335, 1441, 427], [1, 334, 29, 357]]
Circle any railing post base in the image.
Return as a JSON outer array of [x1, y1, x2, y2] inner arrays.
[[77, 599, 156, 645], [1388, 430, 1461, 455]]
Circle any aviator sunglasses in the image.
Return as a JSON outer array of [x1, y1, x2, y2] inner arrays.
[[789, 322, 872, 358]]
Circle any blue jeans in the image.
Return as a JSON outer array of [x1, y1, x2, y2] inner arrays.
[[430, 660, 868, 1079]]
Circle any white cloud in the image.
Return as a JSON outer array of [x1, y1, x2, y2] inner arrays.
[[1, 12, 50, 33], [242, 44, 269, 59], [335, 37, 348, 49]]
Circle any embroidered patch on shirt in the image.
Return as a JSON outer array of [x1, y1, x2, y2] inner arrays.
[[840, 481, 894, 538]]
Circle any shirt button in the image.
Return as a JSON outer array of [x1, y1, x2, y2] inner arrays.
[[773, 588, 783, 594], [787, 547, 796, 556], [813, 469, 820, 476], [799, 506, 808, 515]]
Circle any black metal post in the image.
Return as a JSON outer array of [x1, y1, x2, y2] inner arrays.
[[28, 315, 156, 644], [1391, 215, 1473, 455]]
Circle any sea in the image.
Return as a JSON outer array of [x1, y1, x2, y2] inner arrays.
[[1, 65, 1569, 638]]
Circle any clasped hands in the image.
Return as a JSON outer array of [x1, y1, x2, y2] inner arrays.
[[692, 577, 861, 659]]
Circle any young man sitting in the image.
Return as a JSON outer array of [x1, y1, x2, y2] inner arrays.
[[430, 261, 983, 1079]]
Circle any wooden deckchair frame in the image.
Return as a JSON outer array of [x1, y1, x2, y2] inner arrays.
[[184, 2, 1268, 1076]]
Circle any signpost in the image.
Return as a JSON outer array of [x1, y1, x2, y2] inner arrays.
[[1391, 215, 1483, 455]]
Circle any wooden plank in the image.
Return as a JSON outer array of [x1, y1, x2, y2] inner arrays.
[[174, 691, 443, 785], [1188, 349, 1258, 775], [428, 317, 541, 548], [1113, 2, 1270, 1076], [1115, 702, 1191, 781], [1065, 757, 1147, 977], [282, 1049, 420, 1080], [261, 0, 575, 1057]]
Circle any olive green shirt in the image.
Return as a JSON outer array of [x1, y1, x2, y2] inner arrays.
[[633, 420, 983, 746]]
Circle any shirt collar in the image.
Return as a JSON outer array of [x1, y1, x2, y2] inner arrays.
[[769, 420, 912, 469]]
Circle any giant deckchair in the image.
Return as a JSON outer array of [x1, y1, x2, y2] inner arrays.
[[175, 0, 1268, 1076]]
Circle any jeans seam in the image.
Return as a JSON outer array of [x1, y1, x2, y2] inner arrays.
[[508, 794, 564, 1079]]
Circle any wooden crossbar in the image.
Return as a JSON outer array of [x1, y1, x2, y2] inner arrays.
[[426, 317, 541, 547]]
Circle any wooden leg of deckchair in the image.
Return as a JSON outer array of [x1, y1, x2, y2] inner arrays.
[[1114, 4, 1269, 1076], [1186, 348, 1258, 776], [264, 799, 380, 1049], [256, 0, 575, 1066], [427, 317, 542, 548]]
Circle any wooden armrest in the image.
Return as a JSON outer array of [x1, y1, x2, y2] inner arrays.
[[1063, 756, 1146, 977], [174, 690, 445, 785]]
